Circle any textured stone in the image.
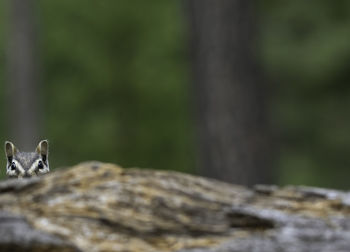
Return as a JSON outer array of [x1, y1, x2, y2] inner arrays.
[[0, 162, 349, 251]]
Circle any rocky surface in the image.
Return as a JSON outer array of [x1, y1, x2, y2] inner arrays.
[[0, 162, 350, 251]]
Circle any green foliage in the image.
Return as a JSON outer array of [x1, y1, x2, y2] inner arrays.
[[0, 1, 6, 178], [0, 1, 349, 189], [260, 0, 350, 188], [37, 1, 194, 172], [0, 1, 194, 177]]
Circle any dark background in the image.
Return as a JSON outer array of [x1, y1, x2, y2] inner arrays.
[[0, 0, 349, 189]]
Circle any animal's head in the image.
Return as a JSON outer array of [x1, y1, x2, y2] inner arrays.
[[4, 140, 50, 178]]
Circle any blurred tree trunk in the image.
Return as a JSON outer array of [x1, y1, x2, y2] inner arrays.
[[187, 0, 272, 186], [6, 0, 40, 150]]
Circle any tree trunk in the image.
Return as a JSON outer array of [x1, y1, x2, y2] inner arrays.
[[187, 0, 272, 186], [5, 0, 40, 150]]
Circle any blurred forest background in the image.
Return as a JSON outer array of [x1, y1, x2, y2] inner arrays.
[[0, 1, 349, 189]]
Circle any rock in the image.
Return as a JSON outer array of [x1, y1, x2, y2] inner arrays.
[[0, 162, 350, 251]]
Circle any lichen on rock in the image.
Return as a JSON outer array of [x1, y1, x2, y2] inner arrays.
[[0, 162, 350, 252]]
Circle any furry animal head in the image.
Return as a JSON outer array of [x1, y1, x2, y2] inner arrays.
[[4, 140, 49, 178]]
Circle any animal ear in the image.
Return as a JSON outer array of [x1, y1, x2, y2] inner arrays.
[[36, 140, 48, 162], [5, 141, 17, 162]]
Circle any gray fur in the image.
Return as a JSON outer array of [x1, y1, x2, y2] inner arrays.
[[4, 140, 50, 178], [14, 152, 40, 170]]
